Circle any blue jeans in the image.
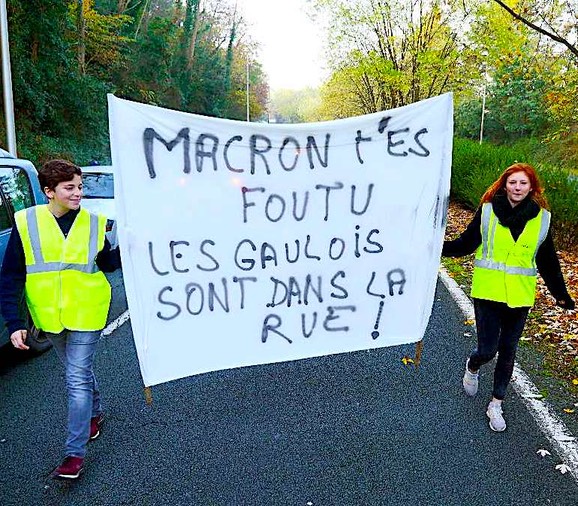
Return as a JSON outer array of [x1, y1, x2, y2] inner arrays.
[[469, 299, 529, 400], [48, 330, 103, 458]]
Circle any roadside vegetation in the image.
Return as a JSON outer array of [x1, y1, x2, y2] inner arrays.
[[3, 0, 269, 165]]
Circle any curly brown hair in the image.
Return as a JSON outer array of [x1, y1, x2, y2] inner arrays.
[[480, 162, 549, 209], [38, 159, 82, 192]]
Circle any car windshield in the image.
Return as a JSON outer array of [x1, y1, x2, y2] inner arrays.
[[82, 172, 114, 199]]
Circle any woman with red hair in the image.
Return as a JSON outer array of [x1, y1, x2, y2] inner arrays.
[[443, 163, 574, 432]]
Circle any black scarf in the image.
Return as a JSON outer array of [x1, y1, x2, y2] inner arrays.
[[491, 192, 540, 241]]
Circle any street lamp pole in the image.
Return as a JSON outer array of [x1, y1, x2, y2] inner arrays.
[[479, 55, 489, 145], [479, 79, 486, 145], [0, 0, 17, 156], [246, 60, 250, 122]]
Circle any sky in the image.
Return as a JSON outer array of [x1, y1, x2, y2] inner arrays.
[[237, 0, 328, 90]]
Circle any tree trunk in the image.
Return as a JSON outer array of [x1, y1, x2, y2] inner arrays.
[[223, 9, 238, 95], [77, 0, 86, 75], [134, 0, 152, 39], [187, 0, 202, 71], [117, 0, 130, 14]]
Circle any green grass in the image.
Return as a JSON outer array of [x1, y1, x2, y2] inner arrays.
[[441, 257, 471, 289]]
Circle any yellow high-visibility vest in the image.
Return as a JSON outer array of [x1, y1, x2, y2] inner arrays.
[[15, 205, 112, 333], [471, 203, 550, 308]]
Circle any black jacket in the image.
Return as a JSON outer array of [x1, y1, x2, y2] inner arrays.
[[0, 207, 121, 334], [442, 194, 573, 307]]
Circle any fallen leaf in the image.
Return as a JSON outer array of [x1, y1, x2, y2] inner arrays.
[[401, 356, 414, 365], [536, 449, 551, 457], [563, 408, 575, 414], [572, 379, 578, 385], [555, 463, 570, 474], [464, 319, 474, 326]]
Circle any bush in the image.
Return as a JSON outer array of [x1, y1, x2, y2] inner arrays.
[[16, 130, 109, 168], [452, 138, 578, 251]]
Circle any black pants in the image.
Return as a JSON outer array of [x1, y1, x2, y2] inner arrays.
[[469, 298, 530, 400]]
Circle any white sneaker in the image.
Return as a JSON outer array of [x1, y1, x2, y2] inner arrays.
[[486, 401, 507, 432], [462, 359, 479, 396]]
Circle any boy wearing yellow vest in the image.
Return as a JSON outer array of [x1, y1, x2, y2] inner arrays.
[[443, 163, 574, 432], [0, 159, 120, 479]]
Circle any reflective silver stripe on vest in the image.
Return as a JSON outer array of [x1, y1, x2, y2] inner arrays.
[[480, 204, 492, 260], [533, 209, 551, 262], [24, 209, 100, 275], [488, 209, 498, 259], [473, 258, 537, 276], [26, 207, 45, 265], [480, 203, 500, 261], [88, 213, 100, 262]]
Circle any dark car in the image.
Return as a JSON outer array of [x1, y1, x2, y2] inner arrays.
[[0, 150, 51, 353]]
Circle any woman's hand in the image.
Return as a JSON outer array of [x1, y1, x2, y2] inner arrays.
[[10, 329, 29, 350], [556, 298, 576, 311]]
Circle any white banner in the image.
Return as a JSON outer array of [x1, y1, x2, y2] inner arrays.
[[108, 94, 453, 387]]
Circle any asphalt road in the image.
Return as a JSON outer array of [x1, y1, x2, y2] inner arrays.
[[1, 270, 577, 505]]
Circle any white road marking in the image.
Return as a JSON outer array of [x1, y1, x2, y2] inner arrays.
[[439, 267, 578, 482], [101, 309, 130, 337]]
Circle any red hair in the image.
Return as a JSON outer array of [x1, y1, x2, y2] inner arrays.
[[480, 162, 549, 209]]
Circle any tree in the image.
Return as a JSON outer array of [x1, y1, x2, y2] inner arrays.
[[491, 0, 578, 59], [487, 0, 578, 161], [312, 0, 476, 115], [457, 0, 577, 148], [224, 53, 268, 121], [3, 0, 268, 162], [269, 88, 322, 123], [7, 0, 74, 132], [316, 66, 375, 119], [73, 0, 132, 79], [491, 57, 550, 139], [77, 0, 86, 74]]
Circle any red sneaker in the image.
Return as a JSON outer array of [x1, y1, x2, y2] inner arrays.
[[52, 456, 84, 479], [90, 413, 105, 441]]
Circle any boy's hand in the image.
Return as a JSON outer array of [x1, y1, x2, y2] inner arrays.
[[10, 329, 29, 350]]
